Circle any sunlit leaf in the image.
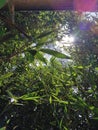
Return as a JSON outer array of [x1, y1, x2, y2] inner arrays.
[[49, 96, 52, 104], [19, 93, 41, 103], [59, 100, 68, 104], [19, 96, 41, 102], [20, 97, 39, 102], [77, 66, 83, 69], [40, 49, 70, 59], [64, 126, 68, 130], [89, 106, 95, 110], [95, 67, 98, 71], [52, 94, 68, 104], [0, 127, 6, 130]]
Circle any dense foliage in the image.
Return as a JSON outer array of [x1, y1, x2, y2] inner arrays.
[[0, 1, 98, 129]]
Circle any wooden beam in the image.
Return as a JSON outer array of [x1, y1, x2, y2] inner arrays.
[[1, 0, 98, 11], [13, 0, 74, 10]]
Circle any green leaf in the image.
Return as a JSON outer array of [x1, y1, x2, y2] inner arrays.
[[40, 49, 70, 59], [0, 127, 6, 130], [52, 94, 68, 104], [6, 90, 15, 98], [20, 96, 40, 102], [64, 106, 67, 113], [35, 52, 47, 64], [19, 93, 41, 102], [49, 96, 52, 104], [77, 66, 83, 69], [50, 121, 56, 126], [36, 30, 53, 39], [0, 72, 13, 81], [64, 126, 68, 130], [77, 97, 87, 107], [59, 100, 68, 104], [89, 106, 95, 110], [0, 0, 6, 9], [59, 118, 63, 129], [95, 67, 98, 71], [73, 96, 88, 108], [92, 117, 98, 120], [93, 108, 98, 116], [26, 49, 37, 61], [0, 27, 6, 37]]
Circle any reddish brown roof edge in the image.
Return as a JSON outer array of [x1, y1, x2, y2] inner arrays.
[[0, 0, 98, 12]]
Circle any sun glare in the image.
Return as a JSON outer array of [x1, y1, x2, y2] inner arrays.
[[56, 35, 75, 48], [62, 35, 75, 43]]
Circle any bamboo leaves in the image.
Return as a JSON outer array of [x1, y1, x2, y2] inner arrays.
[[40, 49, 70, 59], [0, 72, 13, 85]]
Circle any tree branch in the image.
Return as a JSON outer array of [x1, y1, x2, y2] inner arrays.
[[0, 32, 15, 43], [0, 13, 32, 40]]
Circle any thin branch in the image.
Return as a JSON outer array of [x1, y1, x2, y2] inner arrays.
[[0, 41, 36, 62], [0, 32, 15, 43], [0, 13, 32, 40]]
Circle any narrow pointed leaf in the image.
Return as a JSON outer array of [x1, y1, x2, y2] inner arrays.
[[35, 52, 47, 64], [0, 72, 13, 81], [92, 117, 98, 120], [40, 49, 70, 59], [49, 96, 52, 104], [36, 30, 53, 39]]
